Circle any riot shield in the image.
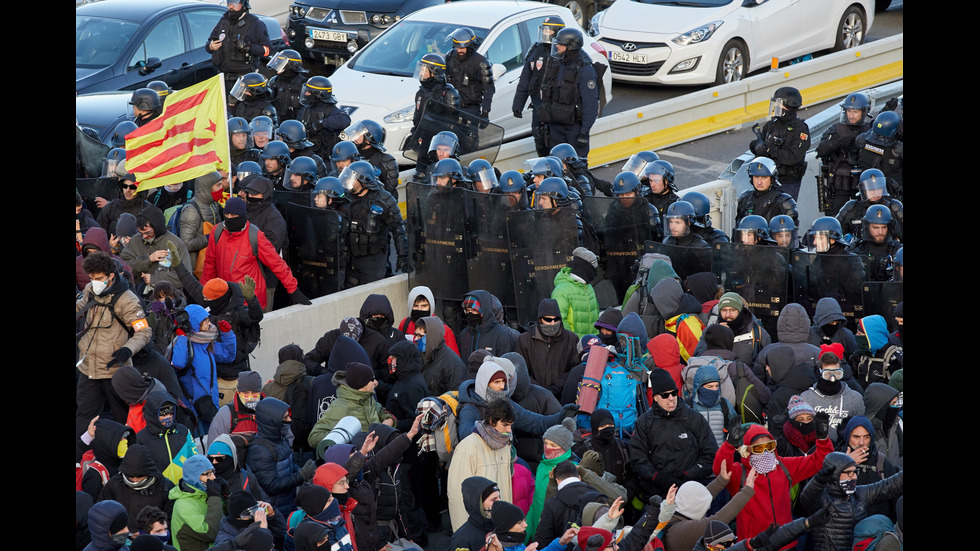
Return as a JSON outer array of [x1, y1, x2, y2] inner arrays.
[[285, 203, 345, 298], [461, 189, 515, 310], [75, 177, 121, 220], [401, 99, 505, 166], [507, 208, 577, 327], [581, 196, 654, 306], [76, 125, 111, 178], [643, 241, 713, 280], [791, 252, 870, 330], [861, 281, 903, 328], [406, 182, 470, 302], [711, 242, 789, 334]]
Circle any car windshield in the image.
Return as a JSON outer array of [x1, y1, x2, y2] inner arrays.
[[630, 0, 732, 5], [348, 20, 489, 77], [77, 15, 140, 68]]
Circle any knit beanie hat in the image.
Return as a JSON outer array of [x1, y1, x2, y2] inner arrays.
[[787, 395, 816, 420], [718, 292, 743, 312], [115, 212, 139, 238], [577, 526, 613, 551], [344, 362, 375, 390], [228, 490, 258, 518], [571, 248, 598, 283], [702, 520, 735, 546], [489, 370, 507, 384], [703, 324, 735, 351], [481, 481, 501, 503], [108, 506, 130, 534], [340, 316, 364, 341], [491, 500, 526, 533], [820, 342, 845, 360], [543, 417, 577, 452], [649, 368, 678, 396], [202, 278, 230, 300], [296, 484, 332, 515], [675, 481, 712, 520], [313, 463, 349, 490], [237, 371, 263, 392], [224, 197, 247, 216]]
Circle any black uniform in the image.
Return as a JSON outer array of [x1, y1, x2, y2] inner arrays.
[[647, 189, 679, 217], [816, 118, 872, 214], [445, 47, 495, 118], [663, 232, 710, 249], [513, 42, 557, 157], [855, 132, 904, 200], [268, 69, 308, 122], [229, 93, 277, 124], [297, 102, 352, 161], [346, 184, 409, 287], [734, 186, 798, 231], [231, 146, 262, 167], [205, 9, 272, 90], [542, 50, 599, 158], [289, 145, 331, 180], [360, 146, 400, 200], [691, 225, 730, 245], [847, 238, 902, 281], [751, 114, 810, 200], [409, 80, 461, 175], [835, 198, 904, 242]]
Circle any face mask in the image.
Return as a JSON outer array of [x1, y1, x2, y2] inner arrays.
[[410, 309, 427, 322], [159, 413, 175, 428], [697, 386, 721, 408], [816, 377, 842, 396], [365, 316, 389, 332], [596, 426, 616, 443], [789, 418, 814, 434], [415, 335, 426, 353], [539, 322, 561, 338], [544, 447, 565, 460], [821, 323, 839, 338], [839, 478, 857, 495], [466, 312, 483, 328], [242, 398, 260, 411], [211, 189, 226, 202], [498, 531, 527, 544], [110, 532, 132, 547], [600, 332, 618, 346], [224, 216, 247, 232], [281, 421, 292, 440], [92, 278, 109, 296], [748, 450, 777, 474], [856, 333, 870, 352], [333, 492, 349, 505], [212, 456, 235, 479], [153, 532, 170, 545]]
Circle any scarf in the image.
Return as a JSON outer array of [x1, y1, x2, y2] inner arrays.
[[781, 420, 817, 454], [525, 448, 573, 542], [474, 421, 513, 451], [189, 326, 219, 345]]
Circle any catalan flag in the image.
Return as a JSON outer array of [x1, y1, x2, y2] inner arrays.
[[126, 74, 230, 191]]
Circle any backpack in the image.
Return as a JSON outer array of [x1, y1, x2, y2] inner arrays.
[[75, 449, 109, 492], [855, 345, 902, 386], [284, 375, 316, 450], [416, 390, 460, 463], [227, 431, 277, 469], [212, 221, 260, 258], [731, 361, 765, 425], [680, 355, 734, 403], [595, 360, 643, 436], [164, 198, 199, 235]]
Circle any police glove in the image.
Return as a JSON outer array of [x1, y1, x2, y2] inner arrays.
[[106, 347, 133, 368], [513, 109, 523, 118], [289, 289, 312, 306], [397, 256, 414, 274], [299, 459, 317, 481], [575, 134, 589, 147], [814, 411, 830, 440], [750, 139, 766, 156], [883, 97, 899, 112], [166, 241, 182, 268], [240, 275, 257, 300], [235, 37, 252, 54]]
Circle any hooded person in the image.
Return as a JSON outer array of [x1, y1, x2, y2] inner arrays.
[[467, 349, 495, 381], [246, 397, 318, 515], [135, 391, 200, 486], [414, 315, 466, 396], [683, 364, 735, 447], [358, 293, 407, 402], [83, 499, 133, 551], [551, 246, 601, 337], [110, 365, 170, 435], [178, 171, 224, 273], [862, 382, 902, 469], [99, 444, 175, 532], [799, 451, 904, 551], [78, 418, 137, 502], [621, 258, 682, 337], [385, 340, 430, 433], [849, 314, 903, 389], [214, 490, 284, 550], [76, 226, 136, 291], [753, 303, 822, 377], [683, 272, 721, 318], [649, 278, 705, 363], [800, 352, 866, 442], [306, 362, 396, 449], [293, 513, 353, 551], [695, 292, 771, 367], [661, 463, 757, 551], [397, 285, 460, 355], [119, 204, 190, 292], [833, 416, 899, 518], [169, 454, 224, 551], [516, 298, 580, 399], [507, 351, 562, 472], [261, 345, 316, 456], [458, 290, 518, 358], [262, 344, 307, 400], [303, 316, 390, 381], [593, 308, 624, 348], [308, 336, 373, 443], [571, 409, 633, 497], [206, 433, 271, 503], [77, 491, 95, 551], [645, 333, 684, 397], [712, 420, 833, 548], [690, 323, 771, 426], [447, 476, 501, 551], [170, 303, 238, 428], [207, 371, 264, 445], [807, 297, 859, 360], [762, 344, 816, 441]]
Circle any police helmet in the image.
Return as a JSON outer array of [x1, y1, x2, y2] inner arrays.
[[858, 168, 889, 201], [862, 204, 893, 240], [545, 157, 566, 178], [129, 88, 161, 113], [261, 140, 292, 168], [807, 216, 843, 252], [427, 131, 459, 157], [641, 160, 676, 191], [312, 176, 346, 207], [341, 119, 387, 152], [611, 171, 642, 195], [267, 49, 306, 74], [284, 156, 318, 190], [523, 157, 555, 177], [769, 214, 798, 248], [337, 160, 378, 191], [300, 75, 337, 106], [550, 143, 580, 165], [538, 16, 565, 44], [534, 177, 569, 208], [431, 158, 466, 186], [468, 159, 498, 191], [277, 119, 314, 149], [259, 104, 278, 125], [840, 92, 871, 123], [894, 247, 902, 267], [249, 116, 275, 142], [554, 28, 584, 51], [663, 200, 696, 234], [230, 72, 269, 101], [415, 53, 447, 81], [448, 28, 478, 49], [236, 161, 263, 181], [498, 170, 526, 193], [108, 120, 139, 148], [330, 140, 362, 163], [146, 80, 172, 99], [746, 156, 778, 178], [736, 215, 773, 244], [622, 150, 659, 176], [681, 191, 712, 228], [870, 111, 901, 140], [228, 117, 250, 135], [101, 148, 127, 179], [769, 86, 802, 118]]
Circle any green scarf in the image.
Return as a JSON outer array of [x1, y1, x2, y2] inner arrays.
[[525, 448, 573, 542]]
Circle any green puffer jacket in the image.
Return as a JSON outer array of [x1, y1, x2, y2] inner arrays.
[[551, 267, 599, 337], [169, 480, 222, 551], [307, 370, 395, 450]]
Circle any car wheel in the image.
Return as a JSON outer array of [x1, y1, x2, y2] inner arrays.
[[715, 40, 747, 85], [560, 0, 590, 28], [834, 6, 866, 51]]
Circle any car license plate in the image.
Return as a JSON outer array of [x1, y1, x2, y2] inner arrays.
[[310, 29, 348, 42], [609, 51, 647, 64]]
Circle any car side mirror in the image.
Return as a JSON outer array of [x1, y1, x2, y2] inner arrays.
[[136, 57, 162, 76], [491, 63, 506, 81]]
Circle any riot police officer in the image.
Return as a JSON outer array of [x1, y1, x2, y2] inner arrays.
[[249, 116, 275, 149], [816, 92, 873, 215], [409, 53, 462, 174], [278, 119, 330, 177], [768, 214, 799, 250], [541, 28, 599, 158], [734, 215, 775, 246], [534, 176, 583, 241], [498, 169, 530, 210], [341, 120, 400, 200], [662, 200, 709, 248], [846, 204, 902, 281], [551, 142, 605, 198], [641, 159, 679, 215], [283, 156, 319, 191], [805, 216, 851, 255], [267, 49, 309, 122], [338, 161, 411, 286], [513, 16, 565, 157], [835, 168, 903, 242], [681, 191, 730, 245], [106, 120, 139, 149], [445, 28, 495, 133], [205, 0, 272, 92], [328, 140, 363, 177], [430, 158, 472, 189], [297, 76, 352, 160], [229, 72, 278, 123], [749, 86, 810, 200], [146, 80, 172, 107], [467, 159, 498, 193], [129, 88, 161, 127], [609, 171, 664, 243], [260, 140, 292, 189], [855, 110, 903, 200], [412, 130, 461, 185], [734, 157, 799, 232], [229, 117, 262, 166]]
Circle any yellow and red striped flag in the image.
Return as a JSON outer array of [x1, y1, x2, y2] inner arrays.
[[126, 74, 229, 191]]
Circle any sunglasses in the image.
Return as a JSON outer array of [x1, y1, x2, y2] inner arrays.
[[540, 316, 560, 323], [120, 183, 139, 190], [747, 440, 776, 455], [658, 390, 678, 399]]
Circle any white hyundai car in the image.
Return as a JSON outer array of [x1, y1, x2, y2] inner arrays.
[[327, 0, 614, 165], [589, 0, 874, 86]]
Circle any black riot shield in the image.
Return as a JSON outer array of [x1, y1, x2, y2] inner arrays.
[[861, 281, 904, 327], [76, 126, 111, 178], [643, 241, 713, 280], [406, 182, 470, 302], [461, 189, 515, 310], [581, 196, 654, 306], [711, 242, 789, 334], [401, 99, 505, 166], [285, 203, 345, 298], [273, 189, 311, 220], [75, 177, 121, 220], [507, 208, 577, 327], [791, 252, 870, 330]]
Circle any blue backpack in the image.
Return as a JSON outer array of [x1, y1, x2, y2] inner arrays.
[[593, 360, 643, 436]]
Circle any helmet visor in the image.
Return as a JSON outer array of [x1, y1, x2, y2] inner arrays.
[[522, 157, 551, 176], [538, 22, 563, 44], [769, 98, 788, 118], [230, 77, 249, 101], [337, 165, 361, 191], [267, 51, 292, 73], [340, 121, 368, 144], [622, 153, 653, 177], [427, 133, 458, 155], [859, 176, 887, 201], [472, 167, 498, 192]]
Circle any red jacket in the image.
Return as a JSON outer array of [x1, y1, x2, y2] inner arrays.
[[201, 221, 298, 309], [712, 424, 832, 549], [647, 334, 684, 404]]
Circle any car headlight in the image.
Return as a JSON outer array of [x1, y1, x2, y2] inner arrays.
[[384, 104, 415, 124], [672, 20, 723, 46], [290, 4, 307, 18], [589, 11, 604, 37]]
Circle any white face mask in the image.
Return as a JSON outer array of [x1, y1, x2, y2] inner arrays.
[[92, 278, 109, 296]]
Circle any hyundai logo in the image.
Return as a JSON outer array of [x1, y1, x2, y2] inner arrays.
[[622, 43, 637, 52]]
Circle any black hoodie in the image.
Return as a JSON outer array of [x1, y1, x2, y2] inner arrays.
[[446, 476, 497, 551], [136, 390, 192, 480], [99, 444, 175, 531], [385, 340, 429, 433], [80, 418, 134, 502], [240, 174, 287, 251]]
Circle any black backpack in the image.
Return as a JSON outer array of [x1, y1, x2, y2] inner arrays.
[[285, 375, 315, 451]]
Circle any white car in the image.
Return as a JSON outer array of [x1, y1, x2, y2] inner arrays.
[[327, 0, 614, 165], [589, 0, 874, 86]]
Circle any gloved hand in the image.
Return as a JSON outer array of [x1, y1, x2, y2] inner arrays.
[[805, 505, 832, 529], [397, 256, 414, 274], [235, 37, 251, 53], [206, 477, 229, 498], [240, 275, 256, 300], [559, 403, 580, 419], [814, 463, 836, 485], [479, 110, 491, 130], [579, 450, 604, 476], [748, 524, 780, 549], [750, 139, 766, 156], [218, 320, 232, 333], [883, 97, 899, 111], [289, 289, 312, 305], [814, 411, 830, 439], [232, 522, 262, 548], [725, 418, 747, 447], [166, 241, 182, 267], [575, 134, 589, 147], [106, 347, 133, 368], [513, 109, 523, 118], [300, 459, 317, 481]]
